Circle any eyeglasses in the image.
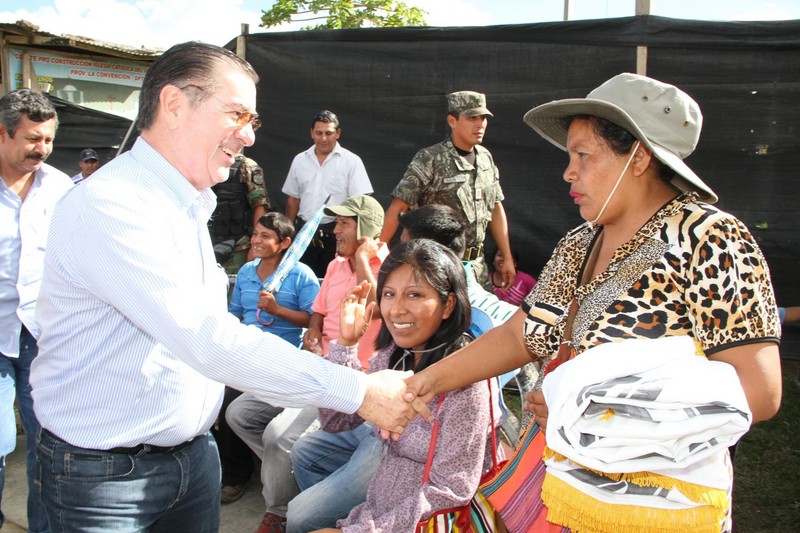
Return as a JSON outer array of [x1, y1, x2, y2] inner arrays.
[[180, 84, 261, 131]]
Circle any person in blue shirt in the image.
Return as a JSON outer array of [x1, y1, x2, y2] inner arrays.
[[229, 211, 319, 346], [219, 211, 320, 503]]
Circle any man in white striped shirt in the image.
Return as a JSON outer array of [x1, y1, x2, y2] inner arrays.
[[29, 42, 422, 533]]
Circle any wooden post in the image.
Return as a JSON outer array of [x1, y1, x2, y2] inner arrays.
[[636, 46, 648, 76], [0, 35, 9, 96], [236, 23, 249, 59], [21, 52, 33, 89], [635, 0, 651, 75]]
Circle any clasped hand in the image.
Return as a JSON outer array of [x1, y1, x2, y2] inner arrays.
[[525, 389, 548, 430], [258, 291, 278, 314]]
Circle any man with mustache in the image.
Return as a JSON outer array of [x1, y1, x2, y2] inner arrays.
[[0, 89, 73, 533], [380, 91, 516, 291]]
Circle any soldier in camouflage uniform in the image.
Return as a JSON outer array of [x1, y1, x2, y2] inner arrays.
[[209, 153, 270, 276], [380, 91, 516, 290]]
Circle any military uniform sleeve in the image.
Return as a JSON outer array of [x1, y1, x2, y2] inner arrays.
[[391, 148, 435, 208], [492, 162, 504, 204], [241, 157, 270, 210]]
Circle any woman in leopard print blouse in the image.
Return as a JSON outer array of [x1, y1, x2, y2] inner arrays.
[[405, 73, 782, 533]]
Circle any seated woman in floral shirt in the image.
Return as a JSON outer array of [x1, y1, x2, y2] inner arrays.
[[313, 239, 503, 533]]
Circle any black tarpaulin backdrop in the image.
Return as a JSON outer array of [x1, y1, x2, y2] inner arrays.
[[45, 94, 133, 177], [227, 15, 799, 304]]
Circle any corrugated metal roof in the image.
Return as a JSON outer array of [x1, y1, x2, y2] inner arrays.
[[0, 20, 162, 61]]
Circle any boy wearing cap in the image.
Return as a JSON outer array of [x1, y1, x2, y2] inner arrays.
[[380, 90, 515, 291], [71, 148, 100, 184]]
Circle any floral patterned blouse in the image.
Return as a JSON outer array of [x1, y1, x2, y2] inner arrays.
[[319, 340, 503, 533]]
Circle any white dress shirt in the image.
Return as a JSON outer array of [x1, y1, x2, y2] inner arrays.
[[281, 142, 373, 224], [0, 163, 73, 357], [31, 138, 365, 449]]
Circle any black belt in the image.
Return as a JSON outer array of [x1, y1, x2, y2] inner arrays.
[[462, 245, 484, 261], [297, 219, 336, 249], [297, 219, 336, 235], [43, 428, 197, 455]]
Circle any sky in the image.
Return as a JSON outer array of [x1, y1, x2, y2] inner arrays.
[[1, 0, 798, 50]]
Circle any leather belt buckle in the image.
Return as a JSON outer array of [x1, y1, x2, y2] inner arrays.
[[462, 245, 484, 261]]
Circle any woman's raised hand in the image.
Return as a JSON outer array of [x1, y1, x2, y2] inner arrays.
[[338, 281, 376, 346]]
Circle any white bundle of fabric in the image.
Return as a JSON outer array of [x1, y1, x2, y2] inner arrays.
[[538, 336, 752, 532], [542, 336, 751, 478]]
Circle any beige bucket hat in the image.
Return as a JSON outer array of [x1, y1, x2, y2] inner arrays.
[[523, 73, 717, 203]]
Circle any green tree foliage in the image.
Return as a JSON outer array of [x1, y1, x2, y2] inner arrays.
[[260, 0, 427, 30]]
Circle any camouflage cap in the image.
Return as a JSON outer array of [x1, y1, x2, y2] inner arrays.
[[447, 91, 493, 117]]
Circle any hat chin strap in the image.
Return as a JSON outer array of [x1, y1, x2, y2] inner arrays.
[[588, 141, 640, 229]]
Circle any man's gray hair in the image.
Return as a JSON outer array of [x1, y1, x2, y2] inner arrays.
[[0, 89, 58, 137], [135, 41, 259, 132]]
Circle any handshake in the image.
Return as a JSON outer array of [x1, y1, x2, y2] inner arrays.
[[356, 368, 437, 440]]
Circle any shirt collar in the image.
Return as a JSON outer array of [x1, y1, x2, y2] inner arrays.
[[305, 142, 342, 160], [0, 165, 45, 199], [130, 137, 213, 219]]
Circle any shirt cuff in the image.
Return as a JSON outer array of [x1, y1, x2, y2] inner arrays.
[[317, 362, 367, 415]]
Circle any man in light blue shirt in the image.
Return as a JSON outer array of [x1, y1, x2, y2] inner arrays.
[[29, 42, 422, 532], [0, 89, 73, 533]]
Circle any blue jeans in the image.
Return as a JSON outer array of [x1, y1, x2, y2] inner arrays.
[[0, 357, 15, 530], [286, 423, 384, 533], [1, 326, 49, 532], [226, 393, 319, 515], [36, 429, 221, 532]]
